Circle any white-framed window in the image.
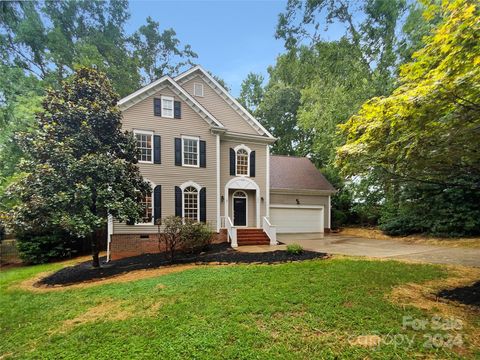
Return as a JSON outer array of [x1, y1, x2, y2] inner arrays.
[[193, 82, 204, 97], [134, 130, 153, 163], [182, 136, 199, 167], [183, 186, 199, 221], [137, 180, 154, 225], [235, 144, 251, 176], [161, 96, 174, 118]]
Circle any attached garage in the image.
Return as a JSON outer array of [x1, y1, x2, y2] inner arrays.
[[269, 156, 336, 233], [270, 205, 324, 233]]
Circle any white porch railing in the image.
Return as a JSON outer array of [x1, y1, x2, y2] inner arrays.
[[262, 216, 278, 245], [224, 216, 238, 248]]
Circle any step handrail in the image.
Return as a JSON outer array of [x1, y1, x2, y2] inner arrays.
[[262, 217, 278, 245], [225, 216, 238, 248]]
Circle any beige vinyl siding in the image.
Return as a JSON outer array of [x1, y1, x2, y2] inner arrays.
[[220, 140, 268, 225], [181, 75, 259, 135], [114, 86, 217, 234], [270, 193, 330, 229]]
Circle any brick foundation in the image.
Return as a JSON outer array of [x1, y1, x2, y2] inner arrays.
[[110, 229, 228, 260]]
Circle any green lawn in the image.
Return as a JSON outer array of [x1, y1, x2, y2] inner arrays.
[[0, 258, 476, 359]]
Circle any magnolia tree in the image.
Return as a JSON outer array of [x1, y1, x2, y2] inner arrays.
[[6, 68, 149, 267]]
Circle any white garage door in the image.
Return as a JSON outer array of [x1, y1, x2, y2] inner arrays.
[[270, 206, 324, 233]]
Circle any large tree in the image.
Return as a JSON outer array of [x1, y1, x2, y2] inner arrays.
[[0, 1, 197, 96], [238, 72, 265, 113], [5, 68, 150, 267], [337, 0, 480, 235], [276, 0, 408, 95]]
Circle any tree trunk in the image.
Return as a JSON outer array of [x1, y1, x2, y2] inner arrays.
[[91, 232, 100, 268]]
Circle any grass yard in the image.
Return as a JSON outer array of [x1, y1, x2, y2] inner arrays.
[[1, 257, 479, 359]]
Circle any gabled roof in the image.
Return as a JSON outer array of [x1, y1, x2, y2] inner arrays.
[[118, 76, 224, 129], [270, 155, 336, 192], [175, 65, 275, 139]]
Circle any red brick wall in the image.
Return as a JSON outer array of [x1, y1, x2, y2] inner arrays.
[[110, 229, 228, 260]]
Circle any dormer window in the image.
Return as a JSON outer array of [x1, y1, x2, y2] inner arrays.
[[161, 96, 174, 118], [193, 83, 204, 97]]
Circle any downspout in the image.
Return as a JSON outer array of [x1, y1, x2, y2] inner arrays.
[[106, 214, 113, 262]]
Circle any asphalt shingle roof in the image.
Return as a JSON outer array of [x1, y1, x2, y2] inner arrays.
[[270, 155, 336, 192]]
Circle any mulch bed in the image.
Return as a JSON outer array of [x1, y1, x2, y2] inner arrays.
[[438, 281, 480, 308], [39, 243, 328, 286]]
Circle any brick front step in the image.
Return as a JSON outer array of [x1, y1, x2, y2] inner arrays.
[[238, 241, 270, 246], [236, 228, 270, 246]]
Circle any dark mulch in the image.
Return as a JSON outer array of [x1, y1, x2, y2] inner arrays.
[[438, 281, 480, 308], [39, 243, 328, 286]]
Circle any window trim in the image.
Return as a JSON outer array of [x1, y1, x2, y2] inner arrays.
[[180, 181, 202, 222], [234, 144, 251, 177], [193, 82, 204, 97], [161, 95, 174, 119], [181, 135, 200, 168], [136, 179, 155, 226], [134, 129, 154, 164]]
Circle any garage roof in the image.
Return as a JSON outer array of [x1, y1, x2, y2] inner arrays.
[[270, 155, 336, 192]]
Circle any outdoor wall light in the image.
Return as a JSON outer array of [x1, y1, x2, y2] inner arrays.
[[261, 197, 264, 202], [296, 199, 300, 205], [221, 195, 224, 202]]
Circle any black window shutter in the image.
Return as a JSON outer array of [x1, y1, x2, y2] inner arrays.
[[175, 186, 182, 217], [200, 187, 206, 223], [154, 98, 162, 116], [174, 101, 181, 119], [200, 140, 206, 168], [153, 135, 161, 164], [154, 185, 161, 223], [250, 151, 256, 177], [174, 138, 182, 166], [230, 148, 235, 176]]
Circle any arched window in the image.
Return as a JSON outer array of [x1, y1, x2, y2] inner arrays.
[[183, 186, 199, 221], [236, 148, 249, 176], [232, 190, 247, 198]]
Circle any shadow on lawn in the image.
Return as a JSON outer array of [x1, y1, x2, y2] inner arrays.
[[438, 281, 480, 308], [39, 243, 328, 286]]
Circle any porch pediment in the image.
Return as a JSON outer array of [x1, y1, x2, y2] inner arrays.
[[225, 177, 259, 191]]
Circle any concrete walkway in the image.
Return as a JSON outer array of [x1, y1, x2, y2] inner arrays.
[[277, 233, 480, 267]]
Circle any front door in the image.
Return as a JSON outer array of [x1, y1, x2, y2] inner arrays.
[[233, 197, 247, 226]]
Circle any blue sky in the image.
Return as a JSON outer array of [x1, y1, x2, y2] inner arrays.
[[126, 1, 348, 96], [126, 0, 287, 96]]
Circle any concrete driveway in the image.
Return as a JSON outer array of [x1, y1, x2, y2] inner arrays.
[[278, 233, 480, 267]]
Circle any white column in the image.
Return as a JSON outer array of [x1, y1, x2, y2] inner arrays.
[[256, 191, 260, 228], [266, 145, 270, 218], [216, 134, 221, 232]]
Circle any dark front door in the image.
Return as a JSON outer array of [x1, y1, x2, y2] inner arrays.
[[233, 198, 247, 226]]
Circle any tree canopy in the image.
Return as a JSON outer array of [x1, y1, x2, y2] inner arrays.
[[4, 68, 150, 266], [337, 0, 480, 235], [0, 1, 197, 96]]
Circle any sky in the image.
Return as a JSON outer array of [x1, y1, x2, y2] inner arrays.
[[126, 0, 289, 96]]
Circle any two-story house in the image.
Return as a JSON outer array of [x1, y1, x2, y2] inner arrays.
[[108, 66, 335, 260]]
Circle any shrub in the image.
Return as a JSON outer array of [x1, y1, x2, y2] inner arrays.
[[181, 219, 213, 253], [160, 216, 213, 262], [286, 243, 304, 255], [161, 216, 184, 262], [16, 233, 77, 264]]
